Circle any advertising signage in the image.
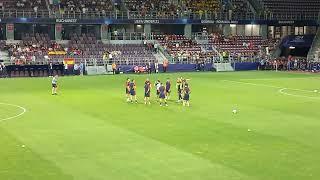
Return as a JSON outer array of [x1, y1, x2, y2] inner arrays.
[[0, 18, 317, 26]]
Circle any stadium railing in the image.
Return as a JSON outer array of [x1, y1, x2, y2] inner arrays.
[[42, 57, 157, 66], [108, 32, 146, 41], [0, 10, 50, 18], [0, 10, 318, 21], [264, 12, 320, 21], [193, 33, 210, 41]]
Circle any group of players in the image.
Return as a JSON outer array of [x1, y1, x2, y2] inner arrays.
[[51, 75, 191, 106], [125, 77, 191, 107]]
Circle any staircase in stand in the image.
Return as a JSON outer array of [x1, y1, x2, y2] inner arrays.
[[307, 28, 320, 61], [213, 63, 235, 72], [153, 51, 166, 64], [0, 51, 10, 65]]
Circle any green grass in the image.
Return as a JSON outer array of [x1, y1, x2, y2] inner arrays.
[[0, 71, 320, 180]]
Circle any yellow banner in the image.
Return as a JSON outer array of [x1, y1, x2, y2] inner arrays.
[[63, 58, 75, 65], [48, 51, 67, 55]]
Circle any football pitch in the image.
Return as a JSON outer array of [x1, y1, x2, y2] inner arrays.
[[1, 71, 320, 180]]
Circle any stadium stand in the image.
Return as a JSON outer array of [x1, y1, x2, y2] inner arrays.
[[209, 35, 263, 54], [106, 44, 156, 65], [57, 0, 114, 12], [124, 0, 180, 18], [8, 33, 58, 65], [182, 0, 220, 12], [229, 0, 255, 19], [0, 31, 290, 67], [0, 0, 47, 10], [155, 34, 218, 64], [125, 0, 174, 12], [6, 32, 157, 66], [53, 33, 156, 65], [261, 0, 320, 19]]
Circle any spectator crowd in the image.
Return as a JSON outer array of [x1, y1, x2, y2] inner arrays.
[[259, 57, 320, 72]]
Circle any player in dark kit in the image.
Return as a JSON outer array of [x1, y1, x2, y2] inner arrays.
[[183, 83, 191, 107], [129, 79, 138, 103], [144, 80, 151, 105], [181, 78, 186, 89], [165, 78, 171, 100], [145, 78, 151, 86], [125, 78, 131, 102], [176, 78, 183, 102], [159, 83, 168, 106]]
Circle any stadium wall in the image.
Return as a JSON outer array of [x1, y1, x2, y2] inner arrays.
[[232, 62, 259, 71], [119, 64, 201, 73], [1, 62, 266, 77], [0, 18, 318, 26], [119, 63, 258, 73]]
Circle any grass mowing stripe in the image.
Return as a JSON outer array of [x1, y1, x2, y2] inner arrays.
[[0, 127, 73, 180], [11, 110, 252, 180], [3, 93, 252, 180]]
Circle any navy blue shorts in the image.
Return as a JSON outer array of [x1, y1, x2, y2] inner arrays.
[[159, 93, 166, 99], [130, 90, 136, 96], [52, 84, 57, 88], [145, 92, 150, 97], [183, 94, 190, 101]]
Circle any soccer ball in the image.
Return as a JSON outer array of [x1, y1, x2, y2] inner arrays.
[[232, 109, 237, 114], [314, 90, 318, 93]]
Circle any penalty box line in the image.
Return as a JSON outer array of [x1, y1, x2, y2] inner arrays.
[[221, 80, 317, 93], [239, 77, 320, 81]]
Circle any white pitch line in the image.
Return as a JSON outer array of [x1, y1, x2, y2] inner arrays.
[[222, 80, 281, 89], [222, 80, 316, 93], [279, 88, 320, 100], [240, 77, 320, 81], [0, 102, 27, 123]]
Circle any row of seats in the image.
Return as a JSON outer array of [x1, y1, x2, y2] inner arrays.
[[0, 0, 220, 14], [209, 35, 264, 55], [262, 0, 320, 17], [124, 0, 178, 13], [182, 0, 220, 12], [0, 0, 47, 10], [62, 34, 157, 65], [7, 33, 61, 65], [57, 0, 114, 12], [157, 33, 278, 62], [0, 0, 318, 20], [229, 0, 254, 18], [157, 34, 218, 63], [2, 32, 280, 65]]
